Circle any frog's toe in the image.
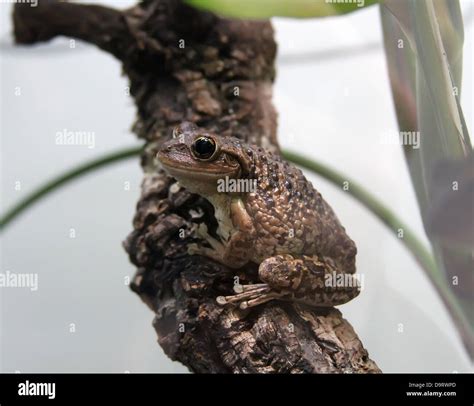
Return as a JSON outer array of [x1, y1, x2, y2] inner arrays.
[[239, 292, 284, 309], [216, 283, 286, 309], [216, 284, 269, 305], [233, 283, 266, 293]]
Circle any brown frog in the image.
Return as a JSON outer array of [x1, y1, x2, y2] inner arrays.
[[157, 122, 360, 309]]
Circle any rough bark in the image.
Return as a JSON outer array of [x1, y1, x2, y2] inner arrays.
[[13, 0, 380, 373]]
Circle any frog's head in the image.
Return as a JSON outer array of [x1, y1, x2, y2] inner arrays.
[[157, 122, 252, 195]]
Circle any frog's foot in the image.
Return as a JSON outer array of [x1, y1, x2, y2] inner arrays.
[[216, 283, 287, 309]]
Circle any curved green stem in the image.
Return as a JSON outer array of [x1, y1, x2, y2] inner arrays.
[[0, 146, 143, 229]]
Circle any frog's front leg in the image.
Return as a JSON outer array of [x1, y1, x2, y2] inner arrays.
[[188, 197, 256, 268], [217, 254, 361, 309]]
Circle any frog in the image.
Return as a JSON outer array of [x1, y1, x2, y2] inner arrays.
[[157, 122, 360, 309]]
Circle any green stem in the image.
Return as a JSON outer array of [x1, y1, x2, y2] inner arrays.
[[0, 146, 143, 229]]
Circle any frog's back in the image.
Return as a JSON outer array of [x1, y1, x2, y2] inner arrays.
[[243, 146, 356, 274]]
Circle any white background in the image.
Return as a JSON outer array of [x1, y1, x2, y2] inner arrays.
[[1, 0, 472, 372]]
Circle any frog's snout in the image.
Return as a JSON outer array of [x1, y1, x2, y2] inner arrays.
[[156, 142, 174, 165]]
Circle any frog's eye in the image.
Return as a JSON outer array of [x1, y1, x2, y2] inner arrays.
[[192, 136, 217, 160]]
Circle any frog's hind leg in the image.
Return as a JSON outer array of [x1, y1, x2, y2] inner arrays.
[[216, 254, 361, 309], [259, 254, 361, 307]]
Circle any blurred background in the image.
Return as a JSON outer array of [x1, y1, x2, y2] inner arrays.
[[0, 0, 472, 372]]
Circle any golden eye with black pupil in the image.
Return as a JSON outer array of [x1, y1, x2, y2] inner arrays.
[[192, 136, 217, 160]]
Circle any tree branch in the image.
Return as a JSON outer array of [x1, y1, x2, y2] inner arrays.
[[13, 0, 135, 60], [13, 0, 380, 373]]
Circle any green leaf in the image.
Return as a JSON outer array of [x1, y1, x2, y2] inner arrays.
[[184, 0, 378, 19], [380, 0, 473, 359]]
